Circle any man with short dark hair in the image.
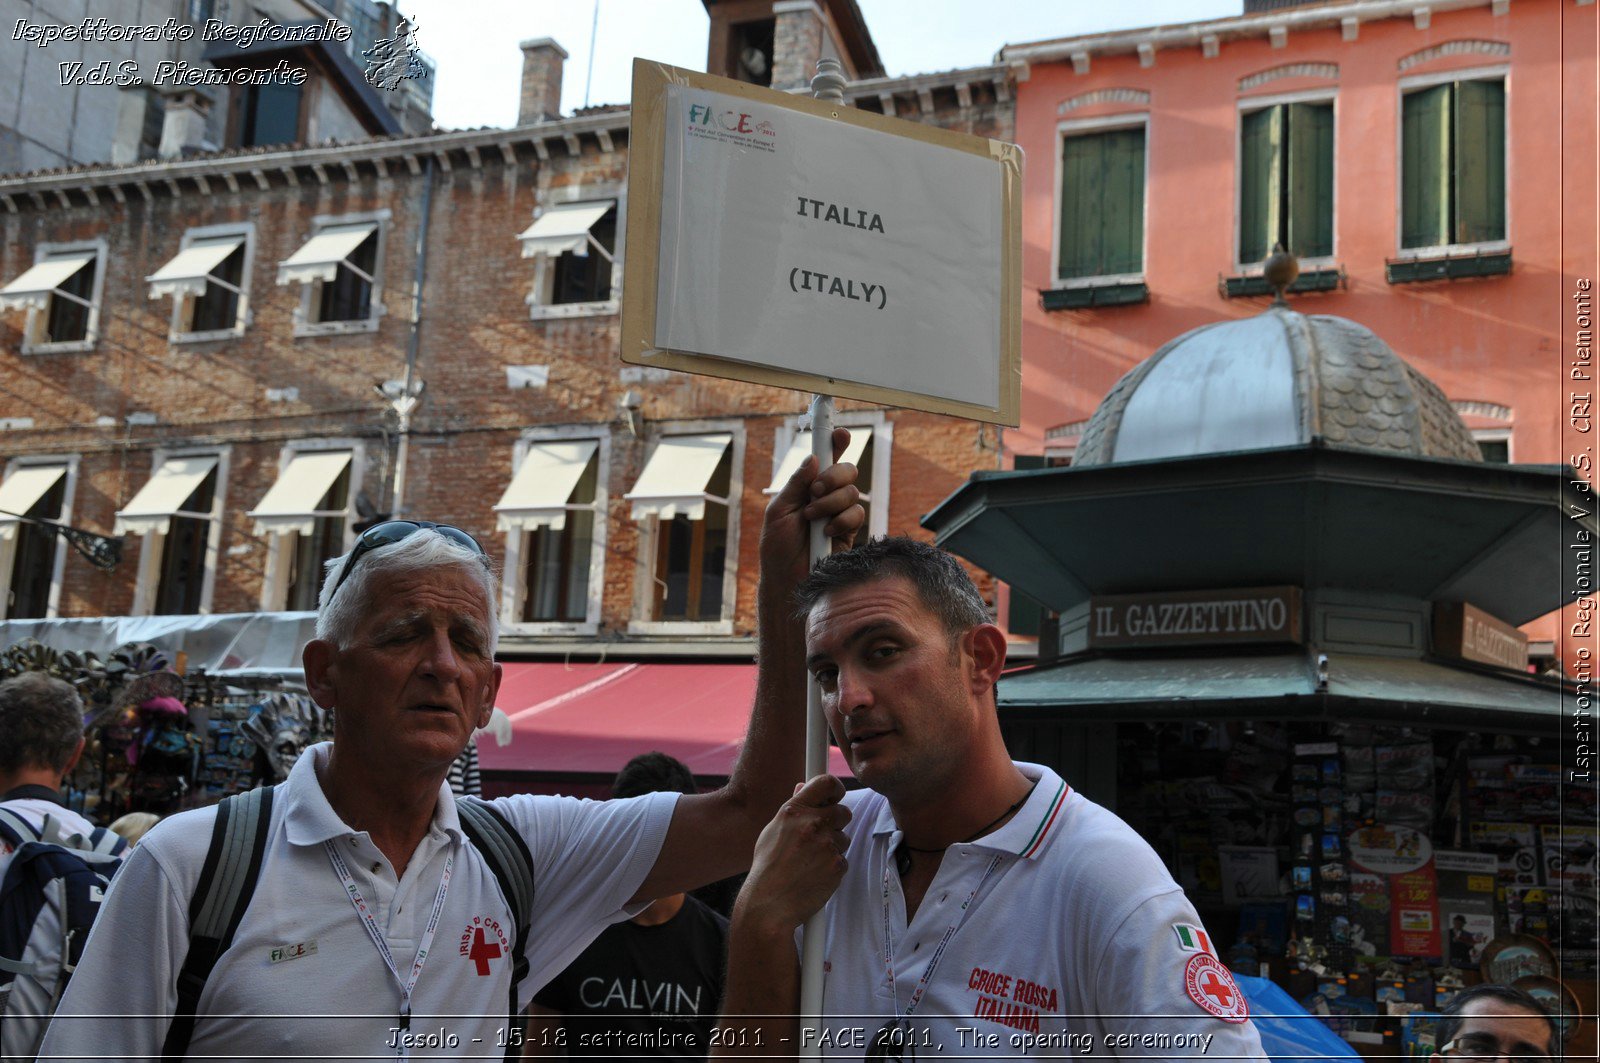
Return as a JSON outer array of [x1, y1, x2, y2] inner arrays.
[[525, 752, 729, 1059], [0, 672, 94, 856], [720, 536, 1267, 1059], [1431, 984, 1558, 1063], [41, 438, 863, 1060]]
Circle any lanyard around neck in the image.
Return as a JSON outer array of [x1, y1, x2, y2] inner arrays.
[[879, 847, 1002, 1022], [325, 839, 453, 1060]]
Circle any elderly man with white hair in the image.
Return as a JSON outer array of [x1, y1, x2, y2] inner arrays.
[[39, 435, 863, 1061]]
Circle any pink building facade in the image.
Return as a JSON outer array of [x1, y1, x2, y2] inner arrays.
[[1003, 0, 1597, 655]]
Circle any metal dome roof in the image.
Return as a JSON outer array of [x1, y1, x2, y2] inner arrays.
[[1073, 306, 1482, 467]]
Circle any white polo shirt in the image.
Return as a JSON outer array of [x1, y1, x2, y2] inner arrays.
[[808, 763, 1267, 1061], [39, 743, 676, 1061]]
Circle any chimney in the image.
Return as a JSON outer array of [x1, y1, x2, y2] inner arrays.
[[519, 38, 567, 125], [771, 0, 826, 92], [157, 88, 212, 159], [112, 83, 155, 164]]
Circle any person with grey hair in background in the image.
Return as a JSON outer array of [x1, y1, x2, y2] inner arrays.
[[0, 672, 95, 863], [41, 433, 865, 1061], [0, 672, 109, 1062]]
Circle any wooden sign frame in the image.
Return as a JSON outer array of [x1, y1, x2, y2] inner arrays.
[[621, 59, 1022, 426]]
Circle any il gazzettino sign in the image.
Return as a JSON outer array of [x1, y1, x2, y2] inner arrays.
[[622, 61, 1022, 425]]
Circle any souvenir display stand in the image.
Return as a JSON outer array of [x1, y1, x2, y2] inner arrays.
[[0, 637, 326, 821]]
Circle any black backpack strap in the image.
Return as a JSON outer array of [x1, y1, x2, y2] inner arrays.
[[456, 798, 535, 1038], [161, 785, 275, 1061]]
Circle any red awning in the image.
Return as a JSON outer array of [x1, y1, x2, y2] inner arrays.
[[481, 661, 853, 781]]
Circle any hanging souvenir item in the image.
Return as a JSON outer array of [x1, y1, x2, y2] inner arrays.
[[242, 693, 331, 780]]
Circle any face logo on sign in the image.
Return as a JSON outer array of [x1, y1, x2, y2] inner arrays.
[[459, 915, 509, 977], [685, 100, 779, 146], [688, 103, 754, 134], [1183, 953, 1249, 1024]]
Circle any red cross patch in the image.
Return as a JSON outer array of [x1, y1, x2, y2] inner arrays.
[[1183, 952, 1249, 1024], [467, 928, 501, 975], [458, 916, 509, 977]]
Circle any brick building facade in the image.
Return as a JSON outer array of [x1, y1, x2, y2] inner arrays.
[[0, 0, 1019, 665]]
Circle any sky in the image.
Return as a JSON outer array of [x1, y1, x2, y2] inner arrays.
[[395, 0, 1242, 131]]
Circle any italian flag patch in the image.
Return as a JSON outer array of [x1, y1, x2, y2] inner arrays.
[[1173, 923, 1214, 955]]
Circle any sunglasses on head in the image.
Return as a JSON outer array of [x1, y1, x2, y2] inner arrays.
[[327, 520, 486, 603]]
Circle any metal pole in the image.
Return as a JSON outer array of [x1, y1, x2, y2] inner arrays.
[[583, 0, 600, 110], [799, 55, 847, 1062], [799, 392, 833, 1061], [804, 394, 835, 774], [390, 155, 434, 519], [390, 395, 415, 517]]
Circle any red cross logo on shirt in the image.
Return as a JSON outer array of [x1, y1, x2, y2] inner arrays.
[[1199, 971, 1234, 1006], [1183, 952, 1249, 1024], [467, 928, 502, 976]]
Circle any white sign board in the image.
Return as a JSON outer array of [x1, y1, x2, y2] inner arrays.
[[623, 61, 1021, 425]]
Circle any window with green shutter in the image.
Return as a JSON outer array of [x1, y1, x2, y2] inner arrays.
[[1058, 126, 1146, 281], [1400, 77, 1505, 250], [1238, 101, 1334, 266], [1476, 436, 1510, 463], [1453, 79, 1506, 245]]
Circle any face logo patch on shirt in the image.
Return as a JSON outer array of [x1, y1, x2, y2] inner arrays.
[[1172, 923, 1214, 955], [458, 915, 509, 976], [268, 940, 317, 964], [1183, 953, 1249, 1024]]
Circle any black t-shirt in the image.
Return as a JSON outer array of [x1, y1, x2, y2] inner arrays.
[[533, 894, 730, 1060]]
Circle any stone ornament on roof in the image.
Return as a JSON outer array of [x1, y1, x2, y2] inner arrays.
[[1073, 290, 1484, 467]]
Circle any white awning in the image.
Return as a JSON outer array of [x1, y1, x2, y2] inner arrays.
[[764, 429, 872, 494], [517, 201, 615, 258], [0, 255, 95, 312], [494, 440, 600, 532], [247, 451, 352, 536], [114, 456, 218, 536], [276, 223, 377, 285], [0, 464, 68, 541], [146, 237, 244, 299], [625, 434, 732, 521]]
